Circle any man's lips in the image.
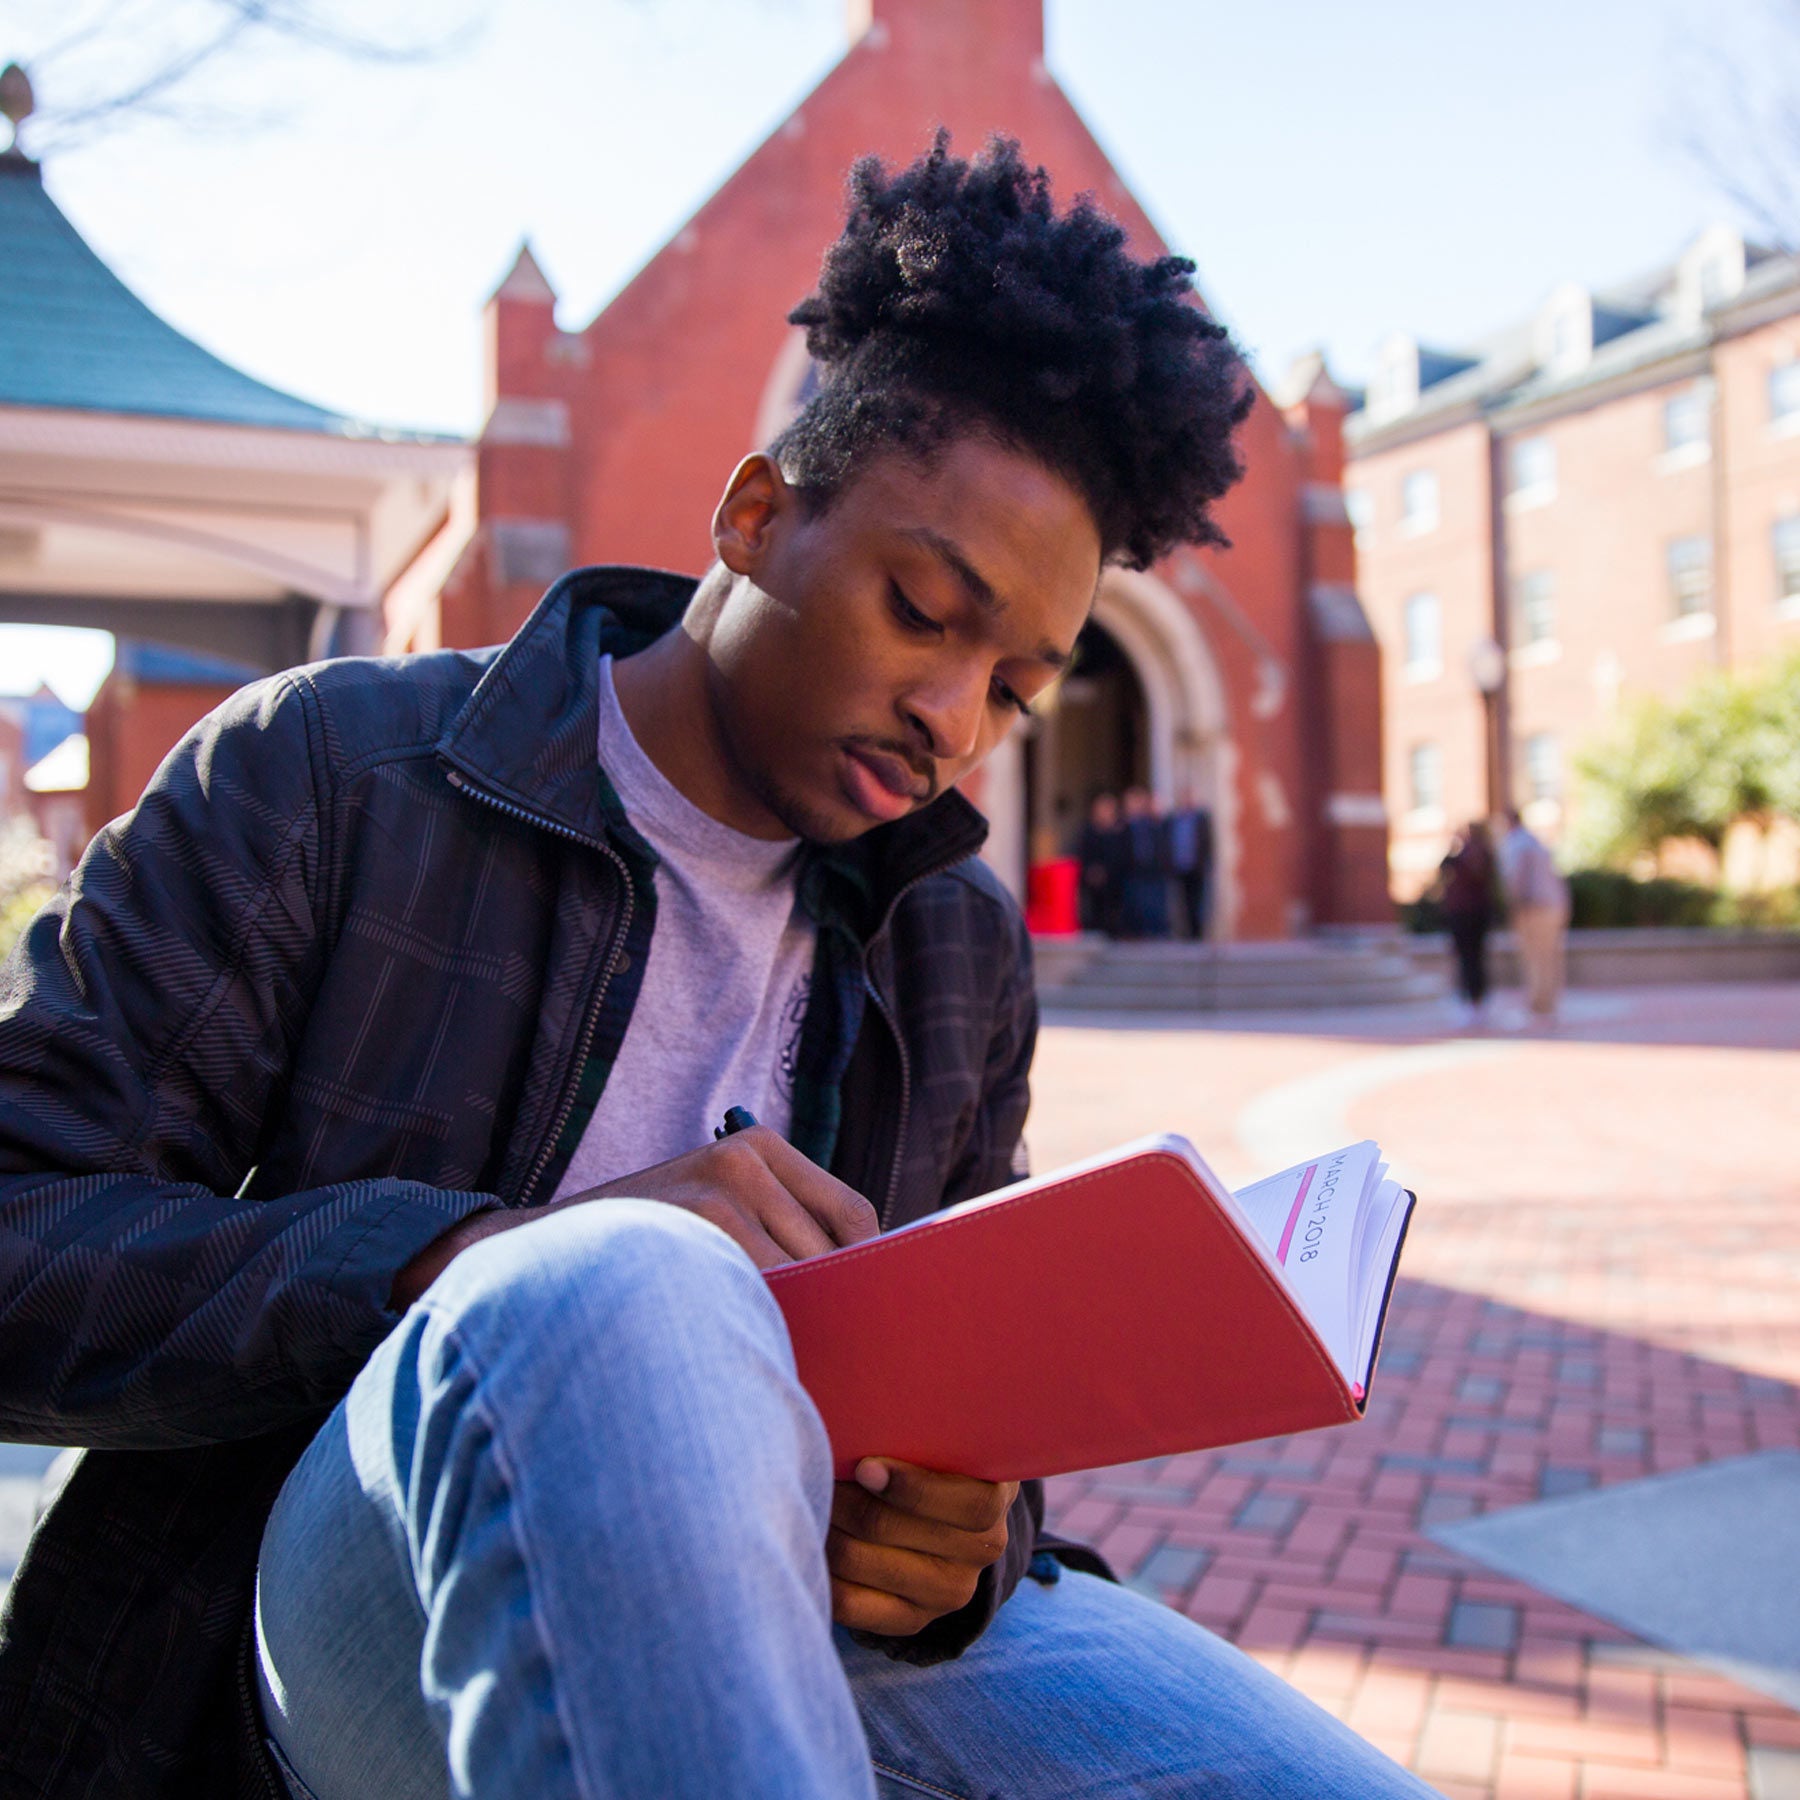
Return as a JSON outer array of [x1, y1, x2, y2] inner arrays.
[[839, 745, 932, 822]]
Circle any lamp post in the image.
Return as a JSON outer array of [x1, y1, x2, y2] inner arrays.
[[1468, 635, 1508, 819]]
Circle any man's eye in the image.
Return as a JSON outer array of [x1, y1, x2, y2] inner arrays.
[[993, 677, 1032, 719], [889, 582, 943, 635]]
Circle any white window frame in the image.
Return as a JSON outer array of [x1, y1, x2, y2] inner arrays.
[[1773, 362, 1800, 436], [1666, 534, 1713, 620], [1659, 384, 1711, 469], [1522, 731, 1562, 803], [1399, 469, 1440, 536], [1775, 515, 1800, 619], [1406, 741, 1444, 825], [1401, 591, 1443, 682], [1506, 436, 1557, 509], [1510, 569, 1558, 653]]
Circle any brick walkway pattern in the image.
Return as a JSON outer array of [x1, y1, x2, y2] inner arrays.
[[1033, 985, 1800, 1800]]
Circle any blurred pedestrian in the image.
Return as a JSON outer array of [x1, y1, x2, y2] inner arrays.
[[1499, 809, 1569, 1020], [1437, 819, 1498, 1021], [1076, 792, 1127, 935], [1164, 788, 1213, 941], [1120, 787, 1170, 939]]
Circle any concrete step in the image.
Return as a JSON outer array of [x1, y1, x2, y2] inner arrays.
[[1044, 975, 1445, 1013], [1033, 935, 1447, 1012]]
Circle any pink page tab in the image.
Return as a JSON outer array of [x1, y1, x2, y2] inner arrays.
[[1274, 1164, 1318, 1266]]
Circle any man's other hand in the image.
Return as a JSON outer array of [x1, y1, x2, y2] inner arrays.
[[828, 1457, 1020, 1636], [388, 1127, 877, 1309]]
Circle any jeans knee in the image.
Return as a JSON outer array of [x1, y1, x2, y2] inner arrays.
[[425, 1198, 787, 1382]]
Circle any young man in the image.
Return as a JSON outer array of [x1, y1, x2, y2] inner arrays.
[[0, 137, 1436, 1797]]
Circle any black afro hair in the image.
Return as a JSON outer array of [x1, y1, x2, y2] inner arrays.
[[770, 131, 1254, 571]]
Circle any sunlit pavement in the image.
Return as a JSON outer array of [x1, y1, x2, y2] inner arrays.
[[1035, 982, 1800, 1800], [2, 983, 1795, 1796]]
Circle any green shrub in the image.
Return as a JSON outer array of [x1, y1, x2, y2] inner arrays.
[[1566, 868, 1716, 928]]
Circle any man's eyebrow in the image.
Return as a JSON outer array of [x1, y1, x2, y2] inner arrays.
[[898, 526, 1071, 670], [900, 527, 1003, 616]]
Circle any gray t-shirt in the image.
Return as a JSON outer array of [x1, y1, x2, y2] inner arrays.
[[551, 656, 818, 1199]]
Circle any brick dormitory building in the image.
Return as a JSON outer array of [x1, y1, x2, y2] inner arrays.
[[3, 0, 1394, 940], [1348, 223, 1800, 898]]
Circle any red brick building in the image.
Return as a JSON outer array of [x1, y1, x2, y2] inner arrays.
[[409, 0, 1388, 940], [1348, 225, 1800, 897]]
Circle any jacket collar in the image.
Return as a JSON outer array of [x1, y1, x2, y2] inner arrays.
[[437, 564, 989, 932]]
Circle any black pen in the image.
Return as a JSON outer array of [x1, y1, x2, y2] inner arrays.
[[715, 1105, 759, 1140]]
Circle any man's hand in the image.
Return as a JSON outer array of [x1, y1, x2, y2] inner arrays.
[[828, 1457, 1021, 1637], [388, 1126, 877, 1309]]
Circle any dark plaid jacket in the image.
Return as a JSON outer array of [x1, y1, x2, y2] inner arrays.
[[0, 568, 1099, 1800]]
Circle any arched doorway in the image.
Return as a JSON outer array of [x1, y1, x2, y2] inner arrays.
[[1022, 620, 1148, 865], [993, 565, 1236, 938]]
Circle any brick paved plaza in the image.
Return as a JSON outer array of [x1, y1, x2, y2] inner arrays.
[[1034, 983, 1800, 1800]]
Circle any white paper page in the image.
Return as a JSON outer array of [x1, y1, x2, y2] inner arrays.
[[1350, 1178, 1412, 1390], [1233, 1142, 1381, 1384]]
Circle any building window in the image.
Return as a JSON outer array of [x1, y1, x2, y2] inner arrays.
[[1666, 536, 1713, 617], [1775, 516, 1800, 609], [1771, 362, 1800, 428], [1400, 469, 1439, 533], [1662, 384, 1709, 455], [1512, 570, 1557, 646], [1407, 742, 1443, 815], [1507, 436, 1556, 500], [1345, 487, 1373, 546], [1402, 592, 1443, 679], [1522, 732, 1562, 802]]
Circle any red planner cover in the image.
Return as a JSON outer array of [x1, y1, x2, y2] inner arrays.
[[763, 1142, 1412, 1482]]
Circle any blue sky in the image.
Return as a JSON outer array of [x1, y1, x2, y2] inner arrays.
[[1, 0, 1751, 702]]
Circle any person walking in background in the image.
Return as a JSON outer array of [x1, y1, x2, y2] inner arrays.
[[1164, 788, 1213, 941], [1076, 792, 1127, 936], [1499, 809, 1570, 1021], [1437, 819, 1498, 1023], [1120, 786, 1171, 939]]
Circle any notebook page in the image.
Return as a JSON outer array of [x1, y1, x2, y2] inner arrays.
[[1351, 1178, 1412, 1391], [1232, 1142, 1381, 1384]]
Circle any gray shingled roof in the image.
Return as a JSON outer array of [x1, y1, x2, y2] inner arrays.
[[0, 151, 362, 433]]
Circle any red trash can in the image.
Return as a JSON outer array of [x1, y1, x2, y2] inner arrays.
[[1025, 856, 1081, 936]]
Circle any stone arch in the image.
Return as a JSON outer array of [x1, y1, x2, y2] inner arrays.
[[1089, 565, 1239, 940]]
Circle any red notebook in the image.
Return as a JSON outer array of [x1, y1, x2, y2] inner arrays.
[[763, 1135, 1416, 1482]]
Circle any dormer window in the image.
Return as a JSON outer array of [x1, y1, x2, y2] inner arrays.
[[1539, 284, 1594, 377], [1678, 225, 1747, 319], [1371, 334, 1421, 421]]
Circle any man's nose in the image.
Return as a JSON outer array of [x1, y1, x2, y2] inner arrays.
[[904, 665, 989, 762]]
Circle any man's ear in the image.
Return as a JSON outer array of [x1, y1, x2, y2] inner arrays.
[[712, 454, 791, 577]]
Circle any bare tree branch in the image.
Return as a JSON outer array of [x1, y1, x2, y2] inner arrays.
[[17, 0, 480, 153]]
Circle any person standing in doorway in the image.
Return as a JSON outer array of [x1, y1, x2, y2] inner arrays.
[[1076, 792, 1127, 936], [1120, 786, 1171, 938], [1438, 819, 1498, 1023], [1164, 788, 1213, 941], [1499, 809, 1569, 1021]]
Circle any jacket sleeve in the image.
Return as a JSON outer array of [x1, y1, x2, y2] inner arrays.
[[0, 675, 496, 1451], [856, 897, 1045, 1665]]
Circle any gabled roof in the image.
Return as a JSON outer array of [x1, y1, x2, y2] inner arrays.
[[0, 151, 363, 434]]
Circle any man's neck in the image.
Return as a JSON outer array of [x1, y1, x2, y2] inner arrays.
[[609, 603, 793, 842]]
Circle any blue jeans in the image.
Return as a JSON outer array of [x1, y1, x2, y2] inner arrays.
[[255, 1202, 1439, 1798]]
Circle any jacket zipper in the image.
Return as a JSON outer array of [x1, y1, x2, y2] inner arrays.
[[442, 766, 636, 1206], [862, 866, 943, 1229]]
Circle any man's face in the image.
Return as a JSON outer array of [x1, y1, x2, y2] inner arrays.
[[696, 434, 1100, 844]]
